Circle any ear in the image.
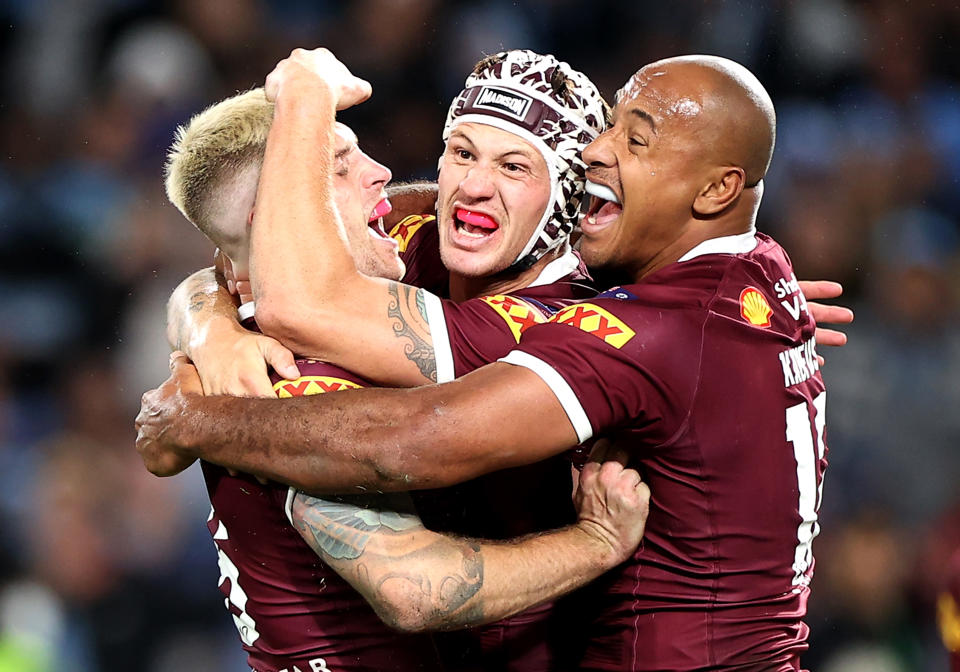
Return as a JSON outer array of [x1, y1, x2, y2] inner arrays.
[[693, 167, 745, 216]]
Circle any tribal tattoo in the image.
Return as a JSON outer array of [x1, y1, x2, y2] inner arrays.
[[386, 282, 437, 383]]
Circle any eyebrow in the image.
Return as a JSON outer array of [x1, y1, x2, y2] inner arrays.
[[334, 144, 355, 161], [629, 108, 657, 133], [450, 129, 538, 162]]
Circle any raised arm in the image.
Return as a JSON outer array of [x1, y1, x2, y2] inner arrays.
[[290, 445, 649, 632], [250, 48, 445, 387], [136, 353, 577, 491]]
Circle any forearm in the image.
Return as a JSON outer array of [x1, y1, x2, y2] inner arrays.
[[383, 181, 438, 229], [166, 267, 240, 355], [251, 77, 354, 333], [292, 492, 623, 632], [171, 364, 578, 493]]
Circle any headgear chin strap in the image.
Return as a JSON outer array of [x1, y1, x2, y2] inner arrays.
[[442, 50, 608, 271]]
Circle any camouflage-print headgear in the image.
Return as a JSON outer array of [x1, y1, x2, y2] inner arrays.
[[442, 49, 607, 270]]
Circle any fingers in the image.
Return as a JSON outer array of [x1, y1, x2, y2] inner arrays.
[[586, 437, 629, 467], [797, 280, 843, 301], [814, 326, 848, 348], [808, 301, 854, 326], [261, 339, 300, 381]]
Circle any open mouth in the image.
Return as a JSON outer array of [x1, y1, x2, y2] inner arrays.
[[367, 198, 393, 240], [584, 181, 623, 228], [454, 208, 500, 239]]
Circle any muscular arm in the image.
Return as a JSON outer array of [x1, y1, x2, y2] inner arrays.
[[251, 58, 443, 388], [137, 355, 577, 491], [290, 453, 647, 632]]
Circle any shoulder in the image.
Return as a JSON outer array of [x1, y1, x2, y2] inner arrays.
[[388, 214, 437, 253]]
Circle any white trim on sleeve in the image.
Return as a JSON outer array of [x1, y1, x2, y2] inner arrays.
[[284, 487, 297, 526], [499, 350, 593, 443], [422, 292, 455, 383]]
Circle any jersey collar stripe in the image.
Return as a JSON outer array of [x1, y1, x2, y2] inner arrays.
[[423, 291, 455, 383], [527, 245, 579, 288], [678, 227, 758, 262], [500, 350, 593, 443]]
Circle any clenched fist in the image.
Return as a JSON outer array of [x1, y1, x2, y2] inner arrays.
[[265, 47, 372, 110], [573, 437, 651, 566]]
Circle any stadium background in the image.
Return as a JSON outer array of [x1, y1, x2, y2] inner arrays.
[[0, 0, 958, 670]]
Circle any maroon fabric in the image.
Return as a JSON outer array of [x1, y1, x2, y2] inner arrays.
[[511, 233, 827, 671], [203, 358, 441, 672]]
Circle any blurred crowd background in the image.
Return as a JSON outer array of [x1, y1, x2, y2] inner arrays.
[[0, 0, 958, 670]]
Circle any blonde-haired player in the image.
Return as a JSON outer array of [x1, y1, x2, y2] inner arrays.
[[160, 86, 650, 672]]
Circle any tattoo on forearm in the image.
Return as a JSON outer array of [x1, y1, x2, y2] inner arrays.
[[292, 491, 487, 628], [371, 539, 485, 629], [386, 283, 437, 382], [293, 492, 422, 560]]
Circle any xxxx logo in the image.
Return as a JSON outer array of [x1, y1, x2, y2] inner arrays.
[[481, 295, 548, 342], [388, 215, 435, 253], [548, 303, 635, 348], [273, 376, 364, 397]]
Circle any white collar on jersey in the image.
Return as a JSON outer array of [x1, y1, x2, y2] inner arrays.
[[677, 227, 758, 262], [526, 241, 580, 288], [238, 301, 256, 321]]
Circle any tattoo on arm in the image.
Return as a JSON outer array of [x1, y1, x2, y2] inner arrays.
[[292, 491, 487, 628], [188, 291, 208, 313], [293, 492, 422, 560], [386, 283, 437, 382]]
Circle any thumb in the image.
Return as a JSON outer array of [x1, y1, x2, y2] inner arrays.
[[261, 340, 300, 381]]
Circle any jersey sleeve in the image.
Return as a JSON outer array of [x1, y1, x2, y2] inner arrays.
[[419, 293, 554, 382], [499, 299, 694, 444], [389, 214, 449, 296]]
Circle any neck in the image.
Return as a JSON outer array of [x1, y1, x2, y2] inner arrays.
[[448, 247, 562, 301], [634, 188, 761, 283]]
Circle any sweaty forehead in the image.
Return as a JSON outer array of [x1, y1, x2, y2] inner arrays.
[[614, 67, 705, 125]]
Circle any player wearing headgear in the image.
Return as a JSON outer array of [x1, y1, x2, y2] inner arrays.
[[164, 46, 614, 671], [141, 54, 849, 671], [162, 86, 649, 672]]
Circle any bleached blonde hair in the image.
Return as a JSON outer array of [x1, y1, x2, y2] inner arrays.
[[164, 88, 274, 241]]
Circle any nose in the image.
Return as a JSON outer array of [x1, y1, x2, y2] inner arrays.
[[458, 164, 495, 200], [362, 153, 392, 190], [582, 129, 615, 169]]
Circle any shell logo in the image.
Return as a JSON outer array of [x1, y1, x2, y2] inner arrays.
[[740, 287, 772, 328]]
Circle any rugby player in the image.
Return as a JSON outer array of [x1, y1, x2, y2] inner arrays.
[[140, 55, 834, 670], [164, 48, 627, 671], [163, 86, 649, 672]]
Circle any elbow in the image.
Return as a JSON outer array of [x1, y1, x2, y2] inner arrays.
[[255, 297, 325, 354], [371, 600, 434, 634]]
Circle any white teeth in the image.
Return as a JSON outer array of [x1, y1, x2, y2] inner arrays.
[[459, 228, 487, 239], [586, 181, 621, 205]]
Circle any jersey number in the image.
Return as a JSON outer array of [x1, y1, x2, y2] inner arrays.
[[786, 391, 826, 589]]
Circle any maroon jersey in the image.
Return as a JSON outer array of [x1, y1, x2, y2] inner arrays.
[[503, 232, 828, 671], [939, 548, 960, 671], [407, 245, 595, 671], [389, 214, 449, 298], [203, 358, 441, 672]]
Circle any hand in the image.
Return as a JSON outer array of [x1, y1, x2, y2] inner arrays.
[[191, 321, 299, 397], [135, 352, 204, 477], [265, 47, 372, 110], [797, 280, 854, 348], [573, 438, 650, 567]]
